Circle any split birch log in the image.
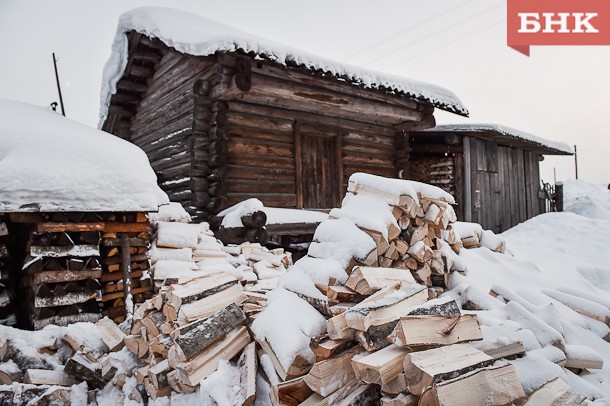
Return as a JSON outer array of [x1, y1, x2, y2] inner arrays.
[[95, 317, 126, 352], [148, 359, 171, 390], [255, 333, 312, 381], [326, 286, 362, 302], [472, 338, 526, 361], [144, 376, 172, 399], [380, 372, 407, 395], [270, 376, 313, 406], [542, 290, 610, 324], [403, 343, 494, 395], [124, 334, 148, 359], [166, 272, 237, 310], [418, 363, 525, 406], [310, 338, 353, 362], [346, 267, 416, 296], [175, 283, 246, 324], [64, 352, 107, 389], [170, 303, 246, 362], [100, 355, 119, 380], [167, 369, 196, 394], [522, 377, 587, 405], [381, 393, 419, 406], [326, 313, 355, 341], [345, 284, 427, 332], [304, 346, 363, 397], [351, 344, 409, 385], [388, 314, 483, 348], [406, 241, 432, 263], [23, 369, 78, 386], [170, 326, 250, 387], [238, 342, 257, 406], [347, 181, 418, 213], [563, 344, 604, 370]]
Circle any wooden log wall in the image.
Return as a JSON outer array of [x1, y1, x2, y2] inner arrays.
[[104, 40, 438, 218], [201, 55, 434, 212], [128, 50, 214, 217]]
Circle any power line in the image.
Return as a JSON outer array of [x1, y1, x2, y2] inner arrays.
[[381, 18, 506, 69], [359, 1, 504, 67], [342, 0, 478, 62]]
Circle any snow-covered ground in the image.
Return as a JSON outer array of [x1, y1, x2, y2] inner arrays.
[[450, 180, 610, 400]]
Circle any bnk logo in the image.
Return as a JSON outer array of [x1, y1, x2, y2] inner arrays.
[[518, 13, 598, 33], [507, 0, 610, 56]]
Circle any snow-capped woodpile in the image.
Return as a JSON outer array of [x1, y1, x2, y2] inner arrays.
[[212, 199, 270, 245], [14, 211, 153, 329], [0, 216, 16, 327]]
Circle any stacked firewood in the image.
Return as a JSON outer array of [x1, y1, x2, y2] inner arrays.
[[323, 175, 466, 292], [100, 213, 154, 323], [21, 216, 104, 330], [123, 272, 250, 399], [6, 212, 152, 328], [250, 174, 528, 405], [0, 216, 16, 326]]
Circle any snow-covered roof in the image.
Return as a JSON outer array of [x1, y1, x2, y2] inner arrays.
[[420, 123, 573, 155], [0, 99, 169, 213], [99, 7, 468, 125]]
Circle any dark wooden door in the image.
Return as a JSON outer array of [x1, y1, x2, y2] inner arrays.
[[296, 124, 343, 209]]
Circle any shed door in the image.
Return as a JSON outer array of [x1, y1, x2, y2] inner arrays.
[[296, 123, 343, 209]]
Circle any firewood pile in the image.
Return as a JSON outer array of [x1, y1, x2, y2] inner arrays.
[[0, 215, 16, 326], [243, 173, 529, 405], [9, 211, 152, 329], [0, 177, 604, 405], [100, 213, 154, 323]]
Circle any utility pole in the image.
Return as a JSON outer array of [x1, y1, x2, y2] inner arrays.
[[52, 53, 66, 116], [574, 144, 578, 180]]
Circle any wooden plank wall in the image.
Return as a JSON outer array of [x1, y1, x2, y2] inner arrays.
[[128, 50, 214, 212], [467, 138, 543, 233]]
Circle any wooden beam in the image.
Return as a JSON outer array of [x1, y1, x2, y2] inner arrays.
[[120, 234, 133, 319]]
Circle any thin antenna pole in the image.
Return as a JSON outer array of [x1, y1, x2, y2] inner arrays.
[[574, 144, 578, 180], [52, 52, 66, 116], [553, 167, 556, 184]]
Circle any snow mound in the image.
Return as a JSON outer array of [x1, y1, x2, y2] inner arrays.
[[563, 180, 610, 220], [0, 99, 168, 213], [99, 6, 468, 126]]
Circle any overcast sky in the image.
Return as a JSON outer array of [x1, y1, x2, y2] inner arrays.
[[1, 0, 608, 184]]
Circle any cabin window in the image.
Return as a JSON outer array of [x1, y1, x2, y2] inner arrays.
[[295, 123, 343, 209]]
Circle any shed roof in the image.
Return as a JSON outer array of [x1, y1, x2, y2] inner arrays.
[[417, 123, 573, 155], [0, 99, 169, 213], [99, 7, 468, 126]]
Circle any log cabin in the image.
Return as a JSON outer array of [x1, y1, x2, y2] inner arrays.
[[99, 7, 468, 221], [410, 124, 573, 232], [0, 99, 168, 328]]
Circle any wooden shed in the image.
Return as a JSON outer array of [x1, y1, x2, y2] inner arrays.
[[99, 7, 468, 221], [410, 124, 573, 233], [0, 99, 168, 328]]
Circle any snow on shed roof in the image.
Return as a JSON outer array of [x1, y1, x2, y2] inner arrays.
[[99, 7, 468, 125], [420, 123, 573, 155], [0, 99, 169, 213]]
